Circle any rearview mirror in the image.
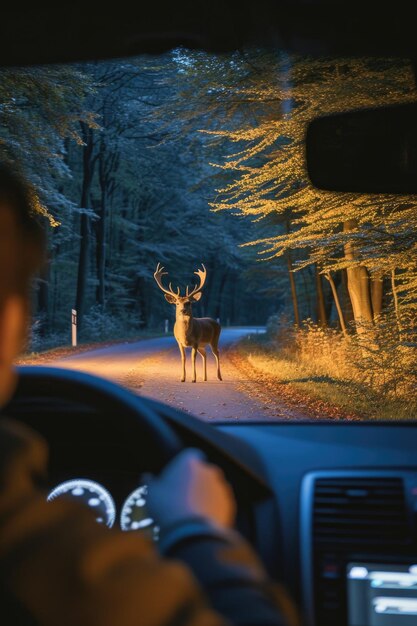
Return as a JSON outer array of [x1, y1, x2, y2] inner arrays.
[[306, 102, 417, 194]]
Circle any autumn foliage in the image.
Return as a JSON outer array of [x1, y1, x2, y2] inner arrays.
[[163, 50, 417, 414]]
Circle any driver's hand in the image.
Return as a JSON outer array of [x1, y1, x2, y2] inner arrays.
[[146, 449, 236, 529]]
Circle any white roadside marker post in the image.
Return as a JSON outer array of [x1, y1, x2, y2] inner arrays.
[[72, 309, 77, 347]]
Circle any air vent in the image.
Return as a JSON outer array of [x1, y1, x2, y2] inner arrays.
[[313, 477, 409, 546]]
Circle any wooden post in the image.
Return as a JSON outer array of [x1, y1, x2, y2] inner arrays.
[[71, 309, 77, 347]]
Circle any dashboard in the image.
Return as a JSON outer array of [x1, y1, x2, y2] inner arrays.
[[219, 423, 417, 626], [4, 368, 417, 626], [39, 418, 417, 626]]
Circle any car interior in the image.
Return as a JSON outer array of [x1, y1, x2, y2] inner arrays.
[[2, 5, 417, 626]]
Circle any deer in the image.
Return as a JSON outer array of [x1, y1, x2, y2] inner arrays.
[[154, 262, 222, 383]]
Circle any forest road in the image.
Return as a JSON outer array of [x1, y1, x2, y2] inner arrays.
[[51, 327, 308, 422]]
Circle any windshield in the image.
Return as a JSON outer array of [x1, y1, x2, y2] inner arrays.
[[5, 49, 417, 422]]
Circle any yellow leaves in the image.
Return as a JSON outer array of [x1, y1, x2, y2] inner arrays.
[[203, 53, 417, 299], [28, 189, 60, 228]]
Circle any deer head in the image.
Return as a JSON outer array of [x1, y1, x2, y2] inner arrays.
[[154, 263, 207, 316]]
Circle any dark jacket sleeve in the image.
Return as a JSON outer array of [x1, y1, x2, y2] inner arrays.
[[158, 521, 296, 626], [0, 419, 227, 626], [0, 419, 296, 626]]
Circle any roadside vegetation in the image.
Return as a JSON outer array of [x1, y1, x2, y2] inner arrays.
[[235, 315, 417, 420]]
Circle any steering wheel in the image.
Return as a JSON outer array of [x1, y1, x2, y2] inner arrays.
[[2, 366, 183, 471]]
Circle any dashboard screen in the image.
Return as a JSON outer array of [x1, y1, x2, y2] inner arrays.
[[347, 562, 417, 626]]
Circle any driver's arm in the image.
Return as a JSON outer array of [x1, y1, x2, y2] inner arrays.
[[158, 519, 296, 626], [0, 419, 226, 626], [147, 451, 298, 626], [0, 420, 296, 626]]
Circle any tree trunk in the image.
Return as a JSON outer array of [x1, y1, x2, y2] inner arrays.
[[207, 266, 222, 318], [341, 269, 354, 325], [136, 276, 148, 328], [201, 257, 215, 317], [371, 275, 384, 318], [324, 276, 334, 322], [325, 272, 347, 336], [391, 269, 402, 332], [229, 273, 237, 325], [75, 214, 90, 330], [287, 251, 300, 327], [95, 140, 107, 307], [315, 265, 327, 327], [300, 268, 313, 319], [343, 219, 374, 327], [285, 220, 300, 327], [214, 271, 228, 320], [37, 259, 50, 336], [75, 123, 96, 330]]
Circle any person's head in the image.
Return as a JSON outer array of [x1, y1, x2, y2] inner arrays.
[[0, 163, 44, 406]]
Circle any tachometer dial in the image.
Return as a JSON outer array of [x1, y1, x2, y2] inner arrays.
[[120, 485, 158, 538], [47, 479, 116, 528]]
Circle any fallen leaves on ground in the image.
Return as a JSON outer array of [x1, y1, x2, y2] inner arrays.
[[228, 348, 363, 421]]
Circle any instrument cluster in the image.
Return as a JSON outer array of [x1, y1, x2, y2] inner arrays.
[[47, 478, 158, 538]]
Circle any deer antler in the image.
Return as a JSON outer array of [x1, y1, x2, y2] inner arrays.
[[185, 264, 207, 298], [154, 263, 180, 297]]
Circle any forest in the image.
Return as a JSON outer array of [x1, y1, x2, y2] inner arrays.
[[1, 49, 416, 414]]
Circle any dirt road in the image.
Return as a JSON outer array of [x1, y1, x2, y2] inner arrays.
[[49, 328, 307, 422]]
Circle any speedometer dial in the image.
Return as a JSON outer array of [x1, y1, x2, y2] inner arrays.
[[47, 479, 116, 528], [120, 485, 158, 538]]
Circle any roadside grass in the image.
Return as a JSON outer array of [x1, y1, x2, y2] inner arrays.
[[235, 335, 417, 421]]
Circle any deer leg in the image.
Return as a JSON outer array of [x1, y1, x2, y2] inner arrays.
[[191, 346, 197, 383], [210, 341, 222, 381], [213, 349, 222, 381], [198, 347, 207, 381], [178, 342, 186, 382]]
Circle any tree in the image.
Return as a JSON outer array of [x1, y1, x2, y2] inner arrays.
[[172, 52, 416, 330]]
